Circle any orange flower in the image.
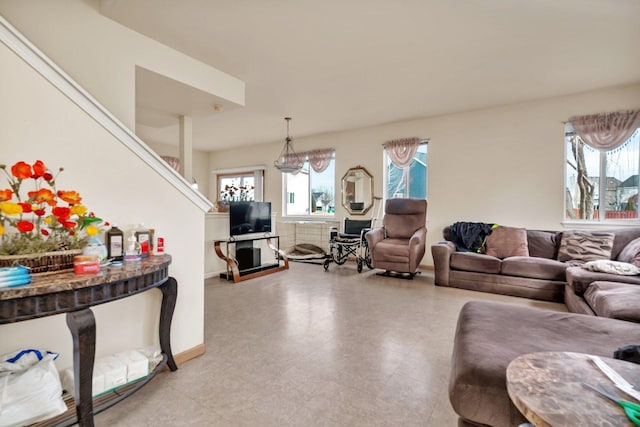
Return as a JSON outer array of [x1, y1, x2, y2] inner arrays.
[[32, 160, 47, 178], [16, 220, 34, 233], [18, 203, 32, 213], [0, 189, 12, 202], [28, 188, 56, 206], [52, 206, 71, 220], [11, 161, 32, 180], [0, 160, 107, 255], [57, 190, 82, 205]]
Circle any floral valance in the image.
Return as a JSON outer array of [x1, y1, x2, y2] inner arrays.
[[286, 149, 335, 175], [306, 149, 335, 173], [383, 137, 421, 168], [569, 110, 640, 151], [161, 156, 180, 171]]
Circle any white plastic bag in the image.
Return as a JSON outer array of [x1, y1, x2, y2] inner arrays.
[[0, 349, 67, 427]]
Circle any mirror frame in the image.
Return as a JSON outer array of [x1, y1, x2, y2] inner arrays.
[[341, 166, 374, 216]]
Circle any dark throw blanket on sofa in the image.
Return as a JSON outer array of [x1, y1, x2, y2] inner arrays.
[[449, 221, 496, 252]]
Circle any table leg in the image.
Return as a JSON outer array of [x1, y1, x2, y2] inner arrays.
[[159, 276, 178, 371], [66, 309, 96, 427]]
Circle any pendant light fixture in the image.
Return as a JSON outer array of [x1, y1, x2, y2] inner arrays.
[[274, 117, 303, 174]]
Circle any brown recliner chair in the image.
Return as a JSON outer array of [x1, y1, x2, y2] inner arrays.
[[365, 198, 427, 279]]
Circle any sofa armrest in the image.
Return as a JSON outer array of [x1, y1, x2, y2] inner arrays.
[[432, 241, 455, 286]]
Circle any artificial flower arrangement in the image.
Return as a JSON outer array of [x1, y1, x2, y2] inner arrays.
[[0, 160, 106, 256], [219, 183, 255, 202]]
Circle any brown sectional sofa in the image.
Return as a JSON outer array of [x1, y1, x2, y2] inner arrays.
[[443, 226, 640, 426], [450, 301, 639, 427], [432, 226, 640, 316]]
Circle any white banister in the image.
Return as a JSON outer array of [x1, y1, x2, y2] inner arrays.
[[0, 14, 213, 212]]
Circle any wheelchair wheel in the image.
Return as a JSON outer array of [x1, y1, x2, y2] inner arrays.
[[331, 245, 347, 265], [357, 258, 363, 273], [323, 258, 330, 271]]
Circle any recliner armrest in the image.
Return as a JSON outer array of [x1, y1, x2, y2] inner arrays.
[[431, 240, 455, 286], [365, 227, 385, 249], [365, 227, 384, 242], [409, 227, 427, 249]]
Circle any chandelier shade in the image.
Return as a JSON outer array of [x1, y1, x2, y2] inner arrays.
[[274, 117, 304, 174]]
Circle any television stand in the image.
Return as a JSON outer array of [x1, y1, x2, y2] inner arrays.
[[214, 235, 288, 283]]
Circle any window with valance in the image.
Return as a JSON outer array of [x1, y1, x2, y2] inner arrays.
[[284, 149, 335, 216], [565, 110, 640, 221], [383, 137, 428, 200]]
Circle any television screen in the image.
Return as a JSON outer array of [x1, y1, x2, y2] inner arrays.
[[229, 202, 272, 236]]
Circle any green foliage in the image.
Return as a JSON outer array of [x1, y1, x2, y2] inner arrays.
[[0, 232, 88, 255]]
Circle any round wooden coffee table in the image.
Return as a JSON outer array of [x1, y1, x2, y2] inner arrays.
[[507, 351, 640, 427]]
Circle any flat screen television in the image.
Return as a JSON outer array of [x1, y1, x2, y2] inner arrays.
[[229, 201, 272, 236]]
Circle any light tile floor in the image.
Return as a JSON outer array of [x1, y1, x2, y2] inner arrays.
[[95, 262, 565, 426]]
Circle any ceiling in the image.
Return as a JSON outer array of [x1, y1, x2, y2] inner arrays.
[[100, 0, 640, 152]]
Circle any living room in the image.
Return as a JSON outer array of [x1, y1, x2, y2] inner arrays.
[[1, 1, 640, 426]]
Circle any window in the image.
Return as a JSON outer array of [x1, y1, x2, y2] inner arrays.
[[565, 125, 640, 221], [284, 157, 335, 216], [385, 142, 427, 199], [217, 172, 258, 202]]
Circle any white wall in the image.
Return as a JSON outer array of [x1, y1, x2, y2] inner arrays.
[[0, 40, 205, 370], [0, 0, 247, 370], [0, 0, 244, 129], [210, 82, 640, 265]]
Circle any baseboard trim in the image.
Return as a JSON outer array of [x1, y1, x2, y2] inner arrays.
[[419, 264, 434, 271], [174, 343, 206, 365]]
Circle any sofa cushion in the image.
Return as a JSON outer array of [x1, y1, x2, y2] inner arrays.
[[450, 252, 501, 274], [617, 236, 640, 265], [566, 265, 640, 295], [501, 256, 567, 281], [374, 238, 410, 263], [584, 281, 640, 322], [526, 230, 561, 259], [484, 226, 528, 259], [450, 301, 639, 427], [582, 259, 640, 276], [557, 230, 614, 262]]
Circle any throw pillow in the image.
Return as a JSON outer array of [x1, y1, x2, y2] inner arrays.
[[617, 237, 640, 264], [582, 259, 640, 276], [526, 230, 561, 259], [484, 226, 529, 259], [557, 230, 614, 262]]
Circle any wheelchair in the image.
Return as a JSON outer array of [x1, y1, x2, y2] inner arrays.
[[323, 219, 373, 273]]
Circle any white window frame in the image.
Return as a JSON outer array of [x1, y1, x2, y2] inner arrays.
[[212, 166, 264, 203], [563, 127, 640, 225], [383, 141, 428, 202], [282, 156, 336, 219]]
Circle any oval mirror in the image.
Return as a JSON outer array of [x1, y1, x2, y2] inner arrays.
[[341, 166, 374, 215]]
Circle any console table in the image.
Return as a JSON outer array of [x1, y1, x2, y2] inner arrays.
[[214, 235, 288, 283], [0, 255, 177, 427]]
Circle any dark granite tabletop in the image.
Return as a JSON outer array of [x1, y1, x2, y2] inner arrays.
[[0, 255, 171, 301]]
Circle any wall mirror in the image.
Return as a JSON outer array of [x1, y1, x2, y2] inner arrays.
[[341, 166, 374, 215]]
